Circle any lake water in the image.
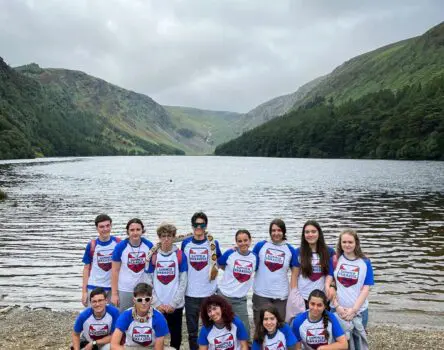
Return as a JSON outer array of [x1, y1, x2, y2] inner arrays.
[[0, 156, 443, 327]]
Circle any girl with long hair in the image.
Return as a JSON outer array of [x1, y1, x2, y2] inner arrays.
[[217, 229, 258, 339], [292, 289, 347, 350], [294, 220, 335, 307], [198, 295, 249, 350], [252, 305, 296, 350]]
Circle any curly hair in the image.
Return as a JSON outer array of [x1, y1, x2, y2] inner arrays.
[[253, 305, 285, 345], [300, 220, 330, 278], [200, 295, 235, 330]]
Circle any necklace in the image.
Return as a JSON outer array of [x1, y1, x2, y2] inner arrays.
[[132, 306, 153, 323]]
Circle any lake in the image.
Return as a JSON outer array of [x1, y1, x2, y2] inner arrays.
[[0, 156, 443, 327]]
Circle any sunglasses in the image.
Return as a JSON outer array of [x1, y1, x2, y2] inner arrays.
[[135, 297, 152, 303], [192, 223, 207, 229]]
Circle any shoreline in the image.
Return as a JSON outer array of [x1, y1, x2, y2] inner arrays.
[[1, 305, 444, 350]]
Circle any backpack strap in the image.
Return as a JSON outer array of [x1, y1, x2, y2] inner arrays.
[[176, 249, 183, 265], [89, 239, 97, 260]]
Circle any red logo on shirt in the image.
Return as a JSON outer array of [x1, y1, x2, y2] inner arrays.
[[156, 261, 176, 285], [264, 248, 285, 272], [337, 264, 359, 287], [214, 333, 235, 350], [265, 340, 285, 350], [309, 256, 323, 282], [127, 252, 146, 273], [88, 323, 109, 340], [132, 326, 153, 346], [233, 259, 254, 283], [189, 247, 208, 271], [306, 327, 328, 349], [97, 250, 113, 271]]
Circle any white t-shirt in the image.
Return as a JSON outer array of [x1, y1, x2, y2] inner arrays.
[[73, 305, 120, 342], [218, 249, 258, 298], [181, 236, 222, 298], [198, 316, 249, 350], [253, 240, 297, 299], [251, 324, 296, 350], [112, 238, 153, 292]]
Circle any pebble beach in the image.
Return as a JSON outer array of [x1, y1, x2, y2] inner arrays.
[[1, 306, 443, 350]]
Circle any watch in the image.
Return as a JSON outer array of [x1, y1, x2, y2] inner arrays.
[[92, 340, 97, 346]]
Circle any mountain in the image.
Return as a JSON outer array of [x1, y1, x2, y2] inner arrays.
[[215, 22, 444, 160], [0, 57, 184, 159]]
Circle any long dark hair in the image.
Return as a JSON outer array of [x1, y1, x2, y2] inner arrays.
[[253, 305, 285, 345], [308, 289, 330, 340], [300, 220, 330, 278], [200, 295, 234, 331]]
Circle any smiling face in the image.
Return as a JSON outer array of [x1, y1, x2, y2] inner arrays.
[[127, 223, 143, 243], [341, 233, 356, 257], [96, 220, 112, 241], [236, 233, 251, 254], [263, 311, 278, 334], [308, 296, 326, 321], [304, 224, 319, 248], [207, 304, 223, 324], [270, 224, 284, 243], [91, 293, 107, 316], [134, 293, 152, 316]]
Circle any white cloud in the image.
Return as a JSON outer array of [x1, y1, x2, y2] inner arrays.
[[0, 0, 442, 112]]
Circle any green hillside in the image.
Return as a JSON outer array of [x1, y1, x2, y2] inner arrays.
[[215, 21, 444, 160], [294, 21, 444, 108], [165, 106, 242, 154], [0, 58, 184, 159]]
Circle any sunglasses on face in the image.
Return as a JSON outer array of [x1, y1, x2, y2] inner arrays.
[[135, 297, 152, 303], [192, 223, 207, 229]]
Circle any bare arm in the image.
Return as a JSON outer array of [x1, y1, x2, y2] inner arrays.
[[295, 342, 302, 350], [72, 332, 81, 350], [290, 266, 299, 289], [325, 275, 336, 301], [82, 264, 90, 307], [199, 346, 209, 350], [240, 340, 248, 350], [318, 335, 348, 350], [154, 336, 165, 350], [110, 328, 125, 350], [96, 334, 112, 346], [111, 261, 121, 307]]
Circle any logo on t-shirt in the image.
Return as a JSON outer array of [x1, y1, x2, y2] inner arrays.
[[156, 261, 176, 285], [132, 326, 153, 346], [97, 249, 113, 271], [127, 251, 146, 273], [189, 247, 208, 271], [214, 333, 235, 350], [88, 323, 109, 340], [337, 264, 359, 287], [264, 248, 285, 272], [265, 340, 285, 350], [233, 259, 254, 283], [309, 255, 323, 282], [306, 327, 328, 349]]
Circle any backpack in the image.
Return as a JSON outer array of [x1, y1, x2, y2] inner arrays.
[[89, 236, 122, 260]]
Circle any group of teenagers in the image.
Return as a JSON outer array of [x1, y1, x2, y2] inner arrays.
[[72, 212, 374, 350]]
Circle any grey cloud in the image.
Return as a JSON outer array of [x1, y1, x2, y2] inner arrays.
[[0, 0, 443, 112]]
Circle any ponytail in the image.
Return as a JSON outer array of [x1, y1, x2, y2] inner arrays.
[[322, 310, 330, 341]]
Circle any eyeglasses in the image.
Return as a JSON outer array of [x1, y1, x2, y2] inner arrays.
[[91, 298, 106, 304], [135, 296, 152, 303], [304, 229, 318, 234], [193, 223, 207, 229]]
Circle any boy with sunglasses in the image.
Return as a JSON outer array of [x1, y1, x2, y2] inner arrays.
[[111, 283, 169, 349], [181, 212, 222, 350], [72, 287, 120, 350]]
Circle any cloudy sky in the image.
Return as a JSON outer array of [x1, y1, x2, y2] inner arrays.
[[1, 0, 442, 112]]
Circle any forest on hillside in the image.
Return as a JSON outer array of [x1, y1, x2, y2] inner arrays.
[[215, 75, 444, 160]]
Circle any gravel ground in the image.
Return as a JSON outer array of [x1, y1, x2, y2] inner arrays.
[[1, 306, 443, 349]]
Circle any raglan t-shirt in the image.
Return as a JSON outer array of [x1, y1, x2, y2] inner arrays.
[[251, 324, 296, 350], [181, 236, 222, 298], [112, 238, 153, 292], [253, 240, 297, 299], [115, 308, 169, 347], [292, 310, 344, 350], [83, 236, 120, 290], [218, 249, 258, 298], [294, 246, 335, 300], [198, 316, 248, 350], [330, 255, 374, 313], [147, 249, 188, 306], [73, 304, 120, 342]]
